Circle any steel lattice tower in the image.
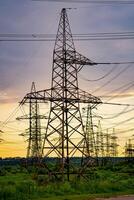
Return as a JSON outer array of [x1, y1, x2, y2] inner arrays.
[[84, 104, 97, 157], [110, 128, 118, 157], [125, 139, 134, 158], [28, 82, 42, 158], [21, 8, 101, 180], [19, 82, 42, 159], [105, 129, 110, 157]]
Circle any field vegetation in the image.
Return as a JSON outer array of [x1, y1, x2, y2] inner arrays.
[[0, 161, 133, 200]]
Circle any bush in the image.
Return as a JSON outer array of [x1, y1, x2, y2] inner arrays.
[[0, 168, 6, 176], [0, 163, 134, 199]]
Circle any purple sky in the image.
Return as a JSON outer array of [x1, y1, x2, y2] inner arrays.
[[0, 0, 134, 157]]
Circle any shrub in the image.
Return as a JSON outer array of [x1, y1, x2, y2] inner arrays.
[[0, 168, 6, 176]]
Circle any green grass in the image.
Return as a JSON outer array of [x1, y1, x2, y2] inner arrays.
[[0, 163, 133, 200]]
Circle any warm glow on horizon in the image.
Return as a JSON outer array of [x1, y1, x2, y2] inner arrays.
[[0, 96, 133, 158], [0, 1, 134, 158]]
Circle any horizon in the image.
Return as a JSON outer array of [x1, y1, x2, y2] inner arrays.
[[0, 1, 134, 158]]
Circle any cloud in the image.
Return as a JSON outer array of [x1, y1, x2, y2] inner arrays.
[[0, 1, 134, 157], [0, 92, 19, 104], [4, 141, 22, 145], [100, 91, 134, 99], [0, 97, 19, 104]]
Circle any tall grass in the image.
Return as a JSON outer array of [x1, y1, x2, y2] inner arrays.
[[0, 163, 133, 200]]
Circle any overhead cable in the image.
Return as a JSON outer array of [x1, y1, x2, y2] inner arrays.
[[102, 106, 130, 119], [0, 104, 21, 129], [105, 84, 134, 102], [1, 31, 134, 37], [99, 79, 134, 99], [1, 31, 134, 41], [102, 116, 134, 131], [1, 37, 134, 41], [92, 64, 133, 94], [103, 102, 134, 107], [79, 65, 116, 81]]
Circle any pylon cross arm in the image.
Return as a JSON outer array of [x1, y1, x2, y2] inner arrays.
[[20, 87, 102, 107], [20, 88, 52, 104], [73, 51, 97, 72], [78, 89, 102, 105]]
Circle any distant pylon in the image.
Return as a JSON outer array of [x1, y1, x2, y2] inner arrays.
[[105, 129, 110, 157], [95, 120, 104, 158], [98, 120, 105, 157], [19, 82, 42, 159], [27, 82, 42, 158], [83, 104, 96, 157], [110, 128, 118, 157], [21, 8, 101, 180], [125, 138, 134, 158]]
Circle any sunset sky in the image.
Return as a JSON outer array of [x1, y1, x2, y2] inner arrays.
[[0, 0, 134, 157]]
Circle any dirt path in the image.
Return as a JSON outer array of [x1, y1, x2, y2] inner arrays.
[[97, 196, 134, 200]]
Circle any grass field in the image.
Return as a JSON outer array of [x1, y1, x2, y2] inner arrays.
[[0, 162, 133, 200]]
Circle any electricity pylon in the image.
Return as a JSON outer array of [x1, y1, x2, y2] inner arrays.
[[21, 8, 101, 180], [125, 139, 134, 158], [110, 128, 118, 157], [83, 104, 96, 157], [18, 82, 42, 159], [95, 120, 103, 158], [98, 120, 105, 157], [105, 129, 110, 157]]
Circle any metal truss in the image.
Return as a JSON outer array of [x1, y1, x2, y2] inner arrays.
[[21, 8, 102, 180], [20, 82, 42, 159]]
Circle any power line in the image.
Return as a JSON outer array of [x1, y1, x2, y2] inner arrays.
[[74, 31, 134, 35], [99, 79, 134, 99], [0, 104, 23, 130], [102, 115, 134, 132], [1, 31, 134, 41], [1, 31, 134, 37], [93, 104, 134, 122], [117, 128, 134, 134], [96, 78, 134, 112], [2, 125, 24, 132], [92, 64, 133, 94], [103, 102, 134, 107], [1, 37, 134, 41], [95, 79, 134, 107], [102, 106, 134, 120], [105, 83, 134, 103], [96, 78, 134, 120], [79, 65, 117, 81]]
